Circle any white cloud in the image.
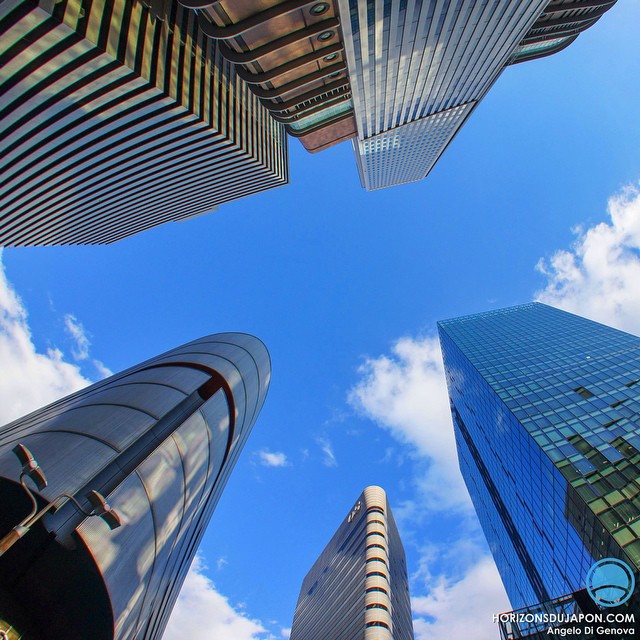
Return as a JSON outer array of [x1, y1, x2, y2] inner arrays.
[[281, 628, 291, 638], [536, 184, 640, 334], [348, 336, 470, 510], [257, 449, 289, 467], [0, 257, 91, 424], [163, 555, 266, 640], [412, 555, 510, 640], [316, 436, 337, 467], [348, 336, 510, 635], [346, 183, 640, 640]]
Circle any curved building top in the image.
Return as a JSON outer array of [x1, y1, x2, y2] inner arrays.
[[0, 332, 270, 640], [510, 0, 617, 64], [290, 485, 414, 640]]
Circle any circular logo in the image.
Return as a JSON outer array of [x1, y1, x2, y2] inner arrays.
[[586, 558, 635, 607]]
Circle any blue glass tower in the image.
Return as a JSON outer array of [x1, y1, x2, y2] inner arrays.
[[438, 303, 640, 611]]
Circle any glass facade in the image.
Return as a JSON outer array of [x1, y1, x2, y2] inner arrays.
[[354, 103, 475, 190], [438, 303, 640, 609], [336, 0, 548, 190], [512, 36, 574, 61]]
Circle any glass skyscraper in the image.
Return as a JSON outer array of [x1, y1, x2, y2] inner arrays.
[[290, 486, 414, 640], [438, 303, 640, 611], [0, 333, 270, 640], [335, 0, 617, 190]]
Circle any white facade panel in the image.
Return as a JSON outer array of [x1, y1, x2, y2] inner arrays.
[[290, 486, 413, 640]]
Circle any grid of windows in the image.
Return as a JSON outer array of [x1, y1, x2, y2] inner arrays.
[[354, 102, 474, 190], [438, 303, 640, 610]]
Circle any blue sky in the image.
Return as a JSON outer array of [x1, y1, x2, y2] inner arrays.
[[1, 3, 639, 638]]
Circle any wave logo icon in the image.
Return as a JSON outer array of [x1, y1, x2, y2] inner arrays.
[[586, 558, 635, 607]]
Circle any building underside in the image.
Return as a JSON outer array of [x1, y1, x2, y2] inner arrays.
[[176, 0, 617, 188]]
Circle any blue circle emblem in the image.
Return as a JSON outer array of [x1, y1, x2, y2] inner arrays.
[[586, 558, 635, 607]]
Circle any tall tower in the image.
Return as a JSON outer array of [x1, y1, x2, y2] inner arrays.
[[0, 333, 270, 640], [336, 0, 618, 190], [170, 1, 617, 189], [290, 486, 414, 640], [438, 304, 640, 613], [0, 0, 288, 245]]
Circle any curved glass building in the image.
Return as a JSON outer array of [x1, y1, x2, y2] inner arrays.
[[0, 333, 270, 640], [290, 486, 414, 640]]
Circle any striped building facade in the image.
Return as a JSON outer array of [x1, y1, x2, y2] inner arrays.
[[338, 0, 549, 190], [0, 0, 288, 245], [290, 486, 414, 640], [0, 333, 271, 639]]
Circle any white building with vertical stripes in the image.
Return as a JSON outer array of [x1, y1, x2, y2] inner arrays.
[[335, 0, 617, 190]]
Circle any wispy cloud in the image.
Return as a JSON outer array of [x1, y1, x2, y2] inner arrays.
[[64, 313, 91, 360], [257, 449, 289, 468], [164, 554, 267, 640], [63, 312, 112, 378], [536, 184, 640, 334], [281, 628, 291, 638], [0, 257, 91, 424], [316, 436, 337, 467]]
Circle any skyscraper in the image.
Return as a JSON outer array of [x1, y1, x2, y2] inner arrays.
[[337, 0, 617, 190], [0, 0, 288, 245], [289, 486, 414, 640], [183, 1, 617, 191], [438, 303, 640, 612], [0, 333, 270, 640]]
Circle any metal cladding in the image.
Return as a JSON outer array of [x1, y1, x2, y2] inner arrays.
[[339, 0, 549, 190], [335, 0, 617, 190], [438, 304, 640, 610], [0, 333, 271, 640], [0, 0, 288, 245], [290, 486, 414, 640], [510, 0, 618, 64], [0, 1, 619, 219]]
